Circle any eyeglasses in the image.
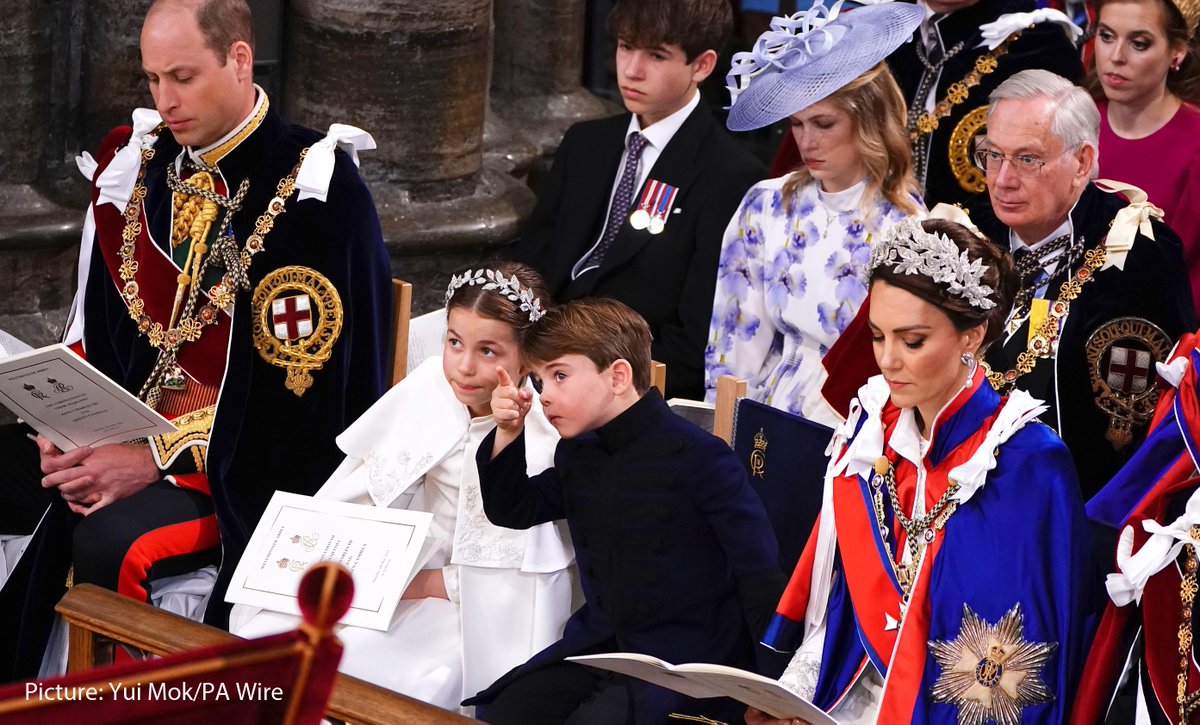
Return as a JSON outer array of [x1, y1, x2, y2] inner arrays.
[[973, 148, 1057, 177]]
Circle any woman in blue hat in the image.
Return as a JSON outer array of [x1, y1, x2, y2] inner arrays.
[[703, 1, 925, 426]]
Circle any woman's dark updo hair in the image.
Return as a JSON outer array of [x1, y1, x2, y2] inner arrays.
[[444, 260, 552, 342], [869, 219, 1017, 351]]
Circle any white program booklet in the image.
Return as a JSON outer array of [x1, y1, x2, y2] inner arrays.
[[0, 343, 176, 450], [0, 329, 33, 359], [566, 653, 835, 723], [225, 491, 435, 631]]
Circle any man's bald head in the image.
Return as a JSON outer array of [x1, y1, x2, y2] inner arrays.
[[146, 0, 254, 65]]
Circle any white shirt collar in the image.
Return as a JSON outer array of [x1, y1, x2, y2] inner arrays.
[[1008, 194, 1082, 252], [187, 85, 267, 166], [917, 0, 940, 50], [625, 89, 700, 153]]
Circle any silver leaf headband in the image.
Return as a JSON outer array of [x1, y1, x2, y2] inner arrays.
[[869, 217, 997, 310], [444, 268, 546, 322]]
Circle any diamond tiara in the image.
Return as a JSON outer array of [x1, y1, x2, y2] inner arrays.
[[869, 217, 997, 310], [444, 268, 546, 322]]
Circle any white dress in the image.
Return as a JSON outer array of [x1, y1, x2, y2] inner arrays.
[[230, 358, 576, 712], [704, 176, 920, 426]]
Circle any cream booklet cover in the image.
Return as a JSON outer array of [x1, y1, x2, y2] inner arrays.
[[567, 653, 835, 723], [0, 343, 176, 450], [225, 491, 434, 631]]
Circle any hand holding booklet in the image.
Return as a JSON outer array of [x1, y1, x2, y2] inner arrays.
[[225, 491, 436, 631], [0, 343, 176, 450], [566, 653, 835, 724]]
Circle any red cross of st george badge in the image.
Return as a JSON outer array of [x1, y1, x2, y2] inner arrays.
[[271, 294, 313, 340], [1106, 345, 1151, 394]]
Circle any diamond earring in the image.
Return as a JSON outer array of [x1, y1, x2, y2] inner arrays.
[[960, 351, 975, 367]]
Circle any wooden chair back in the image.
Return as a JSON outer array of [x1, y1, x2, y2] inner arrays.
[[712, 375, 747, 445], [390, 279, 414, 386], [650, 360, 666, 398]]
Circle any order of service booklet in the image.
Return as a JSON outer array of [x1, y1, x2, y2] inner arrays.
[[0, 343, 177, 450], [566, 653, 835, 724], [225, 491, 435, 631]]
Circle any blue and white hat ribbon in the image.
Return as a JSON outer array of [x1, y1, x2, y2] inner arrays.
[[724, 1, 923, 132], [726, 1, 850, 106]]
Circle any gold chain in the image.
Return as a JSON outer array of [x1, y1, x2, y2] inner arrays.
[[116, 140, 307, 405], [1179, 525, 1200, 724], [909, 32, 1021, 142], [869, 456, 961, 605], [983, 245, 1107, 393]]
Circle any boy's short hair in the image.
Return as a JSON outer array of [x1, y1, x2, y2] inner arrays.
[[523, 298, 653, 395], [607, 0, 733, 63]]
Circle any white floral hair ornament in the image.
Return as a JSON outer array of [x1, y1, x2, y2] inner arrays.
[[869, 217, 997, 310], [444, 269, 546, 322]]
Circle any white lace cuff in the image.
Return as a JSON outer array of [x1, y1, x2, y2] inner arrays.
[[441, 564, 461, 604]]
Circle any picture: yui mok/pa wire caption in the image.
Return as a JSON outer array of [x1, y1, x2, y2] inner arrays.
[[24, 680, 286, 702]]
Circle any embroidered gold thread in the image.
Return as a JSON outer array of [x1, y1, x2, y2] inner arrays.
[[948, 106, 989, 194], [909, 32, 1021, 143], [750, 428, 767, 479], [928, 603, 1056, 724], [151, 405, 217, 465], [983, 246, 1107, 394], [1084, 317, 1171, 451], [1176, 525, 1200, 723], [116, 137, 307, 408], [200, 94, 270, 167], [251, 266, 343, 397], [171, 171, 216, 249]]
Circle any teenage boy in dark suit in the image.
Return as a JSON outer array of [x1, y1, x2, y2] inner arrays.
[[510, 0, 766, 401]]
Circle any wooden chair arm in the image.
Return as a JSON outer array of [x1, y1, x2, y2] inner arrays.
[[56, 585, 476, 725]]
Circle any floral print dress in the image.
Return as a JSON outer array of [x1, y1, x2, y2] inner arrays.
[[704, 175, 920, 425]]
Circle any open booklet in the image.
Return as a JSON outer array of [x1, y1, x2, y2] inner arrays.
[[0, 343, 177, 450], [567, 653, 835, 724], [225, 491, 437, 631]]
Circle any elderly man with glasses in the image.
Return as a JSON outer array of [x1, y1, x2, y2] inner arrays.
[[969, 69, 1194, 500]]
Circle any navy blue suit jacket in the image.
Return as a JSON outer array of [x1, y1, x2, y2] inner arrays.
[[510, 105, 766, 400], [469, 390, 784, 722]]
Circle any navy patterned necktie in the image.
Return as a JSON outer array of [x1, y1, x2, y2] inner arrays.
[[581, 131, 649, 271]]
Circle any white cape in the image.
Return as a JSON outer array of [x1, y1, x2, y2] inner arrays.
[[231, 358, 576, 710]]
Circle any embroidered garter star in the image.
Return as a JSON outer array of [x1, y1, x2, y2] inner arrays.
[[928, 603, 1055, 725]]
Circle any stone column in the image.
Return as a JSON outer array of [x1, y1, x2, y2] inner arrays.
[[80, 0, 154, 154], [0, 0, 84, 351], [491, 0, 610, 158], [285, 0, 535, 312], [482, 9, 538, 178]]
